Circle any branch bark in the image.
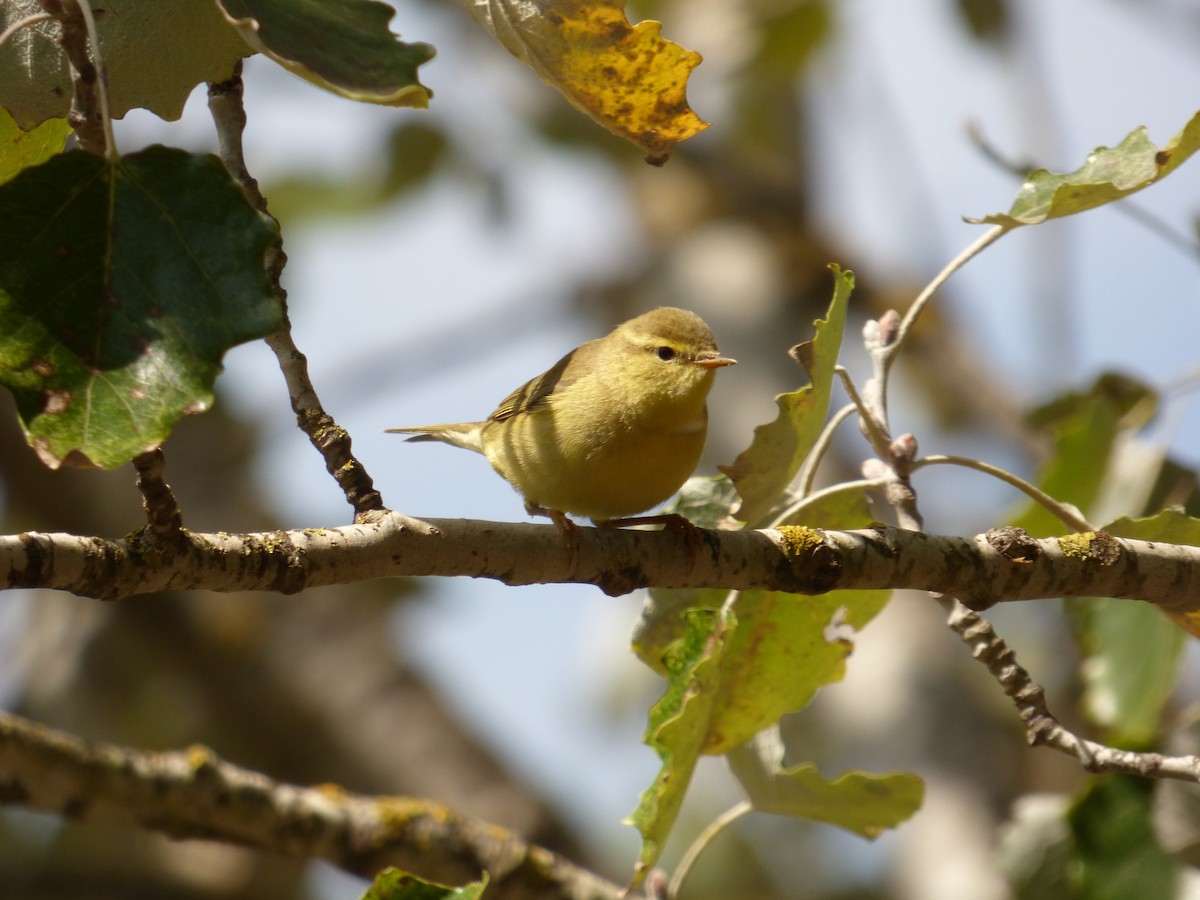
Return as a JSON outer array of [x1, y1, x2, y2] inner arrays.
[[2, 515, 1199, 612], [0, 711, 622, 900]]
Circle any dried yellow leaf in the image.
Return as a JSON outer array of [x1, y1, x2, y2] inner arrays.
[[462, 0, 707, 162]]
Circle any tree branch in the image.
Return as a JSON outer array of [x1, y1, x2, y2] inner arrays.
[[945, 600, 1200, 780], [0, 711, 621, 900], [2, 515, 1199, 612]]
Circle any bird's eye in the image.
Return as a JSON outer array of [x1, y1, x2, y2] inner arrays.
[[655, 346, 676, 361]]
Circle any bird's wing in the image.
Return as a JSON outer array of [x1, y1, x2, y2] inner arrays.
[[488, 344, 587, 422]]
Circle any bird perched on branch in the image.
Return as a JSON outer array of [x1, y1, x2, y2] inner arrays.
[[388, 307, 735, 531]]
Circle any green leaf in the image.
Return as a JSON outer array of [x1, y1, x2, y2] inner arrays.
[[1012, 373, 1155, 538], [361, 868, 488, 900], [627, 586, 890, 887], [999, 795, 1076, 900], [1073, 509, 1196, 742], [1127, 509, 1200, 640], [1067, 777, 1178, 900], [217, 0, 434, 108], [753, 1, 832, 76], [631, 475, 741, 672], [727, 728, 922, 837], [267, 122, 449, 223], [662, 474, 741, 530], [720, 265, 853, 527], [459, 0, 706, 161], [1012, 377, 1183, 744], [0, 109, 69, 185], [632, 587, 729, 678], [626, 609, 725, 890], [970, 109, 1200, 228], [0, 146, 283, 469], [0, 0, 250, 129], [1067, 594, 1183, 745], [706, 589, 890, 754]]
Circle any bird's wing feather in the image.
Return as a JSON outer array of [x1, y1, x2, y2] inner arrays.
[[488, 343, 593, 422]]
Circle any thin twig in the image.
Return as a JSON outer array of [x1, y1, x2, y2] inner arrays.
[[206, 61, 263, 209], [796, 401, 858, 498], [944, 599, 1200, 780], [131, 448, 184, 539], [38, 0, 106, 155], [770, 479, 886, 528], [205, 67, 384, 520], [667, 802, 752, 899], [68, 0, 114, 158], [912, 454, 1094, 532], [885, 225, 1008, 379], [263, 329, 385, 517]]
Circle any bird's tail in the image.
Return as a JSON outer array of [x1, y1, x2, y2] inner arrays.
[[385, 423, 484, 453]]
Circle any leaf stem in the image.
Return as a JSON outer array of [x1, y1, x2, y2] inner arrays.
[[912, 454, 1094, 531], [771, 479, 886, 529], [884, 224, 1008, 378], [797, 402, 858, 499], [0, 12, 53, 52], [667, 801, 753, 898]]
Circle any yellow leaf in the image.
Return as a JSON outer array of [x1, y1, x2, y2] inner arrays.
[[461, 0, 707, 162]]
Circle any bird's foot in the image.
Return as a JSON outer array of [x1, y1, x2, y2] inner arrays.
[[527, 504, 582, 568]]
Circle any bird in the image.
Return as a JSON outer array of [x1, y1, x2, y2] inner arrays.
[[387, 307, 735, 530]]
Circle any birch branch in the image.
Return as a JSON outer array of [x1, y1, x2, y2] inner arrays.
[[0, 711, 621, 900], [3, 513, 1199, 612]]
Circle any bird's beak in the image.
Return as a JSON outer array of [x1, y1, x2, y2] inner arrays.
[[695, 355, 737, 369]]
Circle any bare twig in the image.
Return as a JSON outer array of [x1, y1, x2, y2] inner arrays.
[[0, 711, 621, 900], [944, 600, 1200, 780], [39, 0, 114, 156], [206, 61, 262, 208], [797, 402, 858, 499], [771, 478, 886, 527], [205, 66, 384, 520], [131, 449, 184, 539], [885, 226, 1007, 376], [667, 802, 752, 899]]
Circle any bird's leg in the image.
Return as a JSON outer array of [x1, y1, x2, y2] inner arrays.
[[526, 504, 582, 566]]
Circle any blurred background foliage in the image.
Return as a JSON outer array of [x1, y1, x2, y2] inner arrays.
[[3, 0, 1200, 898]]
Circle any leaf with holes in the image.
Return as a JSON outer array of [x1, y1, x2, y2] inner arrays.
[[0, 146, 282, 469]]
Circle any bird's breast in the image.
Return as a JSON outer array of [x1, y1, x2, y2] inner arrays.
[[481, 397, 709, 521]]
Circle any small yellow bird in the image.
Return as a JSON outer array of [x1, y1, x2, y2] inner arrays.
[[387, 307, 735, 527]]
